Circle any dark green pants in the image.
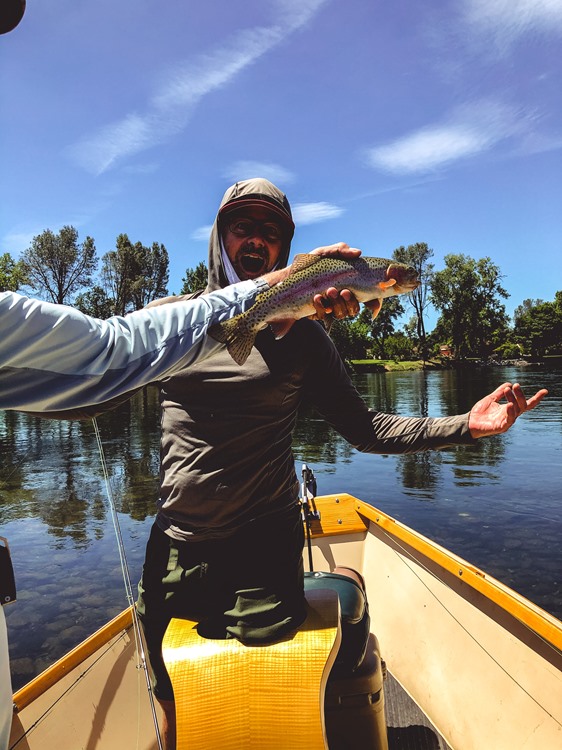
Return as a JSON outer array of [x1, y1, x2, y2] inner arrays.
[[137, 504, 306, 701]]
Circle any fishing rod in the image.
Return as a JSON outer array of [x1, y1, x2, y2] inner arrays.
[[92, 418, 164, 750]]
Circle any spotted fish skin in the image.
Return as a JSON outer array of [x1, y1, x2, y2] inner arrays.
[[209, 254, 419, 365]]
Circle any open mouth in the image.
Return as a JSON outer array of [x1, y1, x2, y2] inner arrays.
[[239, 251, 269, 275]]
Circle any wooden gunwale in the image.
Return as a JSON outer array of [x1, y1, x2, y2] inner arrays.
[[354, 497, 562, 653], [12, 607, 134, 712]]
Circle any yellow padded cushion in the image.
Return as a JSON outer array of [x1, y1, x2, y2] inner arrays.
[[162, 588, 341, 750]]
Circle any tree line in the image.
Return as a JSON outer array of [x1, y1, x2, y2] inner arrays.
[[1, 226, 170, 317], [330, 242, 562, 361], [2, 227, 561, 360]]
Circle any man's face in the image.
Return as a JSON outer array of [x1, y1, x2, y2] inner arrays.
[[221, 206, 285, 280]]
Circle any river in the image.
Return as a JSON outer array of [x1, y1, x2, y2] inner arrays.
[[1, 365, 560, 691]]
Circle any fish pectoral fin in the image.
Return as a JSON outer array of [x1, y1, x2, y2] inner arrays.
[[269, 319, 295, 340], [378, 278, 397, 290], [365, 298, 383, 319], [289, 254, 326, 275]]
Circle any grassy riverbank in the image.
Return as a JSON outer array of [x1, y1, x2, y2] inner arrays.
[[351, 355, 561, 372], [350, 359, 444, 372]]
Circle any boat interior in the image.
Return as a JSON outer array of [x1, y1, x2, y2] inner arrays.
[[9, 490, 562, 749]]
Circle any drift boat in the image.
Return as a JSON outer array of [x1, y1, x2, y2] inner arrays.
[[9, 487, 562, 749]]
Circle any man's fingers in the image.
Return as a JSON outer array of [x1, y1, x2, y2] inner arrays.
[[489, 382, 513, 402], [525, 388, 549, 411], [309, 243, 362, 259], [313, 288, 359, 319]]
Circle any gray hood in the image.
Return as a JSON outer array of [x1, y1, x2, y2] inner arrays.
[[206, 178, 295, 292]]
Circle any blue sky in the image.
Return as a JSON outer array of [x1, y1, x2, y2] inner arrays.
[[1, 0, 561, 327]]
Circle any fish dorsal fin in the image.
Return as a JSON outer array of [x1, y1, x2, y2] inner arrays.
[[289, 254, 327, 275]]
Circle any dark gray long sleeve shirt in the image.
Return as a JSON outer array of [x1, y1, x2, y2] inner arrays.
[[157, 319, 474, 541]]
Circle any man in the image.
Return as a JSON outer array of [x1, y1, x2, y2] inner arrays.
[[0, 253, 355, 750], [136, 178, 547, 749]]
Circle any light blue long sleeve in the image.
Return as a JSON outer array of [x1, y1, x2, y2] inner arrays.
[[0, 280, 266, 412]]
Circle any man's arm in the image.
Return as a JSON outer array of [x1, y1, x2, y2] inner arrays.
[[0, 280, 266, 412], [302, 325, 546, 454], [0, 244, 362, 413]]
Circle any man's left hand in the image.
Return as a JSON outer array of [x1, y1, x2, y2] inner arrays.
[[468, 382, 548, 438]]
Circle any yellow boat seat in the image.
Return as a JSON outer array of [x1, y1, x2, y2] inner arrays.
[[162, 588, 341, 750]]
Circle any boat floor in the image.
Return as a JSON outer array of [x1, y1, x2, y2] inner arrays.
[[385, 671, 452, 750]]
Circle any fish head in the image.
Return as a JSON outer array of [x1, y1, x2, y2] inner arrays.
[[386, 262, 420, 294]]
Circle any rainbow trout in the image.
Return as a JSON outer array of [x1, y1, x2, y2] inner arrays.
[[209, 254, 419, 365]]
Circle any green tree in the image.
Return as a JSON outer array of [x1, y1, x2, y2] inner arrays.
[[101, 234, 169, 315], [513, 298, 562, 357], [20, 226, 97, 304], [74, 285, 114, 318], [180, 261, 208, 294], [0, 252, 27, 291], [101, 234, 136, 315], [392, 242, 434, 360], [130, 242, 169, 310], [329, 317, 371, 361], [362, 297, 405, 359], [431, 254, 509, 359], [384, 332, 416, 361], [513, 298, 543, 319]]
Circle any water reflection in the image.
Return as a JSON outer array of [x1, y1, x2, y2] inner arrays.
[[2, 365, 561, 691]]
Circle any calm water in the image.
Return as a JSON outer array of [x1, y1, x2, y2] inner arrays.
[[2, 366, 561, 691]]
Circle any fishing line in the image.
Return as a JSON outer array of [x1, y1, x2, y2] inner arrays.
[[379, 526, 562, 727], [92, 417, 164, 750]]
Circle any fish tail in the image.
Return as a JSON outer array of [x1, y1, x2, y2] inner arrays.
[[209, 316, 256, 366]]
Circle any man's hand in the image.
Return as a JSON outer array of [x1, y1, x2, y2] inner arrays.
[[261, 243, 361, 320], [468, 382, 548, 438], [311, 287, 360, 321]]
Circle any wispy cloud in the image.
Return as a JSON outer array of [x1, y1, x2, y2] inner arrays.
[[191, 225, 213, 242], [364, 100, 529, 175], [292, 202, 344, 224], [68, 0, 329, 175], [462, 0, 562, 47], [223, 161, 296, 185], [3, 229, 38, 254]]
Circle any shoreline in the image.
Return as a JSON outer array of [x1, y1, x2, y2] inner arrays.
[[349, 357, 560, 373]]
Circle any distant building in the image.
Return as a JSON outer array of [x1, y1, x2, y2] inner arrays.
[[439, 344, 453, 358]]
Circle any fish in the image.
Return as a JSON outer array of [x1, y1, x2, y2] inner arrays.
[[209, 254, 420, 365]]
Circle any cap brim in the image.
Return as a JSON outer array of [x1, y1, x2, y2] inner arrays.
[[219, 196, 295, 237]]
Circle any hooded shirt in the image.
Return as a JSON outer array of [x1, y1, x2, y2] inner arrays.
[[155, 178, 474, 541], [206, 178, 295, 292]]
